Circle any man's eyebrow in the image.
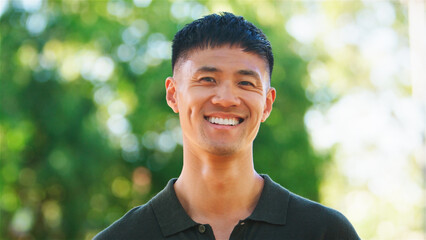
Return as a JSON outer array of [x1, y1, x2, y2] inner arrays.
[[195, 66, 221, 73], [237, 69, 261, 81]]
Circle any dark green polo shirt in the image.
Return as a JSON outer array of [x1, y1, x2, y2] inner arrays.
[[94, 175, 360, 240]]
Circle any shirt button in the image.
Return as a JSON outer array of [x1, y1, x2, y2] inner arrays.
[[198, 224, 206, 233], [240, 221, 245, 226]]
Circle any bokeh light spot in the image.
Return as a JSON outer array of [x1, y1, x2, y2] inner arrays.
[[107, 1, 132, 18], [141, 131, 158, 150], [146, 33, 171, 61], [42, 201, 62, 229], [0, 0, 9, 18], [108, 100, 127, 116], [93, 57, 115, 82], [107, 114, 130, 136], [156, 131, 176, 153], [120, 133, 138, 152], [18, 44, 38, 69], [132, 167, 151, 194], [1, 188, 19, 211], [170, 2, 191, 20], [286, 14, 322, 44], [20, 0, 43, 12], [59, 55, 80, 81], [133, 0, 151, 8], [117, 44, 136, 62], [94, 85, 115, 105], [111, 177, 131, 198], [122, 19, 149, 45], [121, 133, 140, 162], [42, 39, 63, 67], [26, 13, 47, 35], [6, 128, 26, 151], [10, 207, 34, 234], [129, 56, 147, 75], [48, 149, 70, 171], [81, 55, 115, 82]]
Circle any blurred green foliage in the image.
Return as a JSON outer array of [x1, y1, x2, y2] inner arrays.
[[0, 0, 324, 239]]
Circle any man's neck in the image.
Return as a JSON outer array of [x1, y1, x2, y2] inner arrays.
[[174, 146, 264, 239]]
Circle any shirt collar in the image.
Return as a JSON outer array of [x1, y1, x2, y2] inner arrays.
[[150, 179, 198, 237], [150, 174, 290, 237], [247, 174, 290, 225]]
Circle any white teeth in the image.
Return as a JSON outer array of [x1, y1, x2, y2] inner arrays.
[[208, 117, 240, 126]]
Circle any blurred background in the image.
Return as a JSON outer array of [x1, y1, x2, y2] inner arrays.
[[0, 0, 424, 239]]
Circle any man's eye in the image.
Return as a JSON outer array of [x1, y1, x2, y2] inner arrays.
[[200, 77, 215, 83], [239, 81, 254, 87]]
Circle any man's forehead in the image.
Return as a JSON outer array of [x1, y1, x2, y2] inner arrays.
[[174, 46, 270, 78]]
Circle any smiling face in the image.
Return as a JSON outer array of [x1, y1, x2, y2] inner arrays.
[[166, 46, 276, 156]]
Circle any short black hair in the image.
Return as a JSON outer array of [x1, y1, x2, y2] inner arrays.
[[171, 12, 274, 79]]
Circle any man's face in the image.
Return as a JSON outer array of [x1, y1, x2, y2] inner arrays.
[[166, 46, 276, 156]]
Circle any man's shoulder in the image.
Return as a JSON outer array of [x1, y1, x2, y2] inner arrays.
[[261, 175, 347, 220], [93, 203, 162, 240], [261, 175, 359, 239], [288, 192, 347, 222], [285, 191, 360, 239]]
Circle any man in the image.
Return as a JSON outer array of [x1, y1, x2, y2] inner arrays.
[[94, 12, 360, 240]]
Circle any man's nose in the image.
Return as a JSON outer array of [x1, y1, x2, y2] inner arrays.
[[211, 84, 240, 107]]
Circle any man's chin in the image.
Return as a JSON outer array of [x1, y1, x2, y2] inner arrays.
[[205, 144, 240, 157]]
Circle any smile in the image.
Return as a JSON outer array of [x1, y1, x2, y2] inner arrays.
[[205, 116, 243, 126]]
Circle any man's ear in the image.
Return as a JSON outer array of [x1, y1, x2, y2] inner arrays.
[[261, 87, 276, 122], [165, 77, 179, 113]]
